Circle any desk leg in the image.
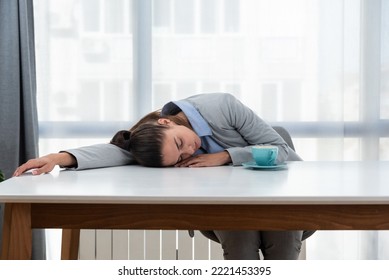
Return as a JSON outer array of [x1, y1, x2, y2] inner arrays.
[[1, 203, 32, 260], [61, 229, 80, 260]]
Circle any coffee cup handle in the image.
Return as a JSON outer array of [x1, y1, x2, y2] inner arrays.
[[268, 150, 277, 165]]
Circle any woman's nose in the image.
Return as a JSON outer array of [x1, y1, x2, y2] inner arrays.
[[183, 145, 195, 157]]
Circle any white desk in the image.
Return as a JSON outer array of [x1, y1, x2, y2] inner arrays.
[[1, 161, 389, 259]]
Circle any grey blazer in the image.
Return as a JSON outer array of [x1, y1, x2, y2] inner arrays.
[[65, 93, 301, 170]]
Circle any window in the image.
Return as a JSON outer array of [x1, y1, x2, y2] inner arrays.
[[34, 0, 389, 260]]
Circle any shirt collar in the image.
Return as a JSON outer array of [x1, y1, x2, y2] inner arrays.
[[162, 100, 212, 137]]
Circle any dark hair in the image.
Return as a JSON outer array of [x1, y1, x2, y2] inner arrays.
[[111, 124, 168, 167], [110, 110, 191, 167]]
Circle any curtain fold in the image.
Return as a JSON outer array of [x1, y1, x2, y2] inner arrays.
[[0, 0, 45, 259]]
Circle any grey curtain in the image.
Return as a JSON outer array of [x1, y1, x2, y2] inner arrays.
[[0, 0, 45, 259]]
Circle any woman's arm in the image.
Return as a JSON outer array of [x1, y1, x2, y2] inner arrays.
[[14, 143, 136, 176], [175, 151, 231, 167], [13, 152, 76, 176], [64, 143, 135, 170], [224, 94, 289, 164], [184, 93, 290, 166], [218, 94, 289, 165]]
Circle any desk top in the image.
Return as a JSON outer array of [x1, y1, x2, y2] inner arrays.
[[0, 161, 388, 205]]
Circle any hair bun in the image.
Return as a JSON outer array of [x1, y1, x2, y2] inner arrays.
[[123, 131, 131, 140], [110, 130, 132, 151]]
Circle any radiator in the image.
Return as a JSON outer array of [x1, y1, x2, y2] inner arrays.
[[78, 230, 223, 260], [78, 230, 306, 260]]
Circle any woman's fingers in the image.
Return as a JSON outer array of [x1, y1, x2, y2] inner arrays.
[[13, 157, 54, 176]]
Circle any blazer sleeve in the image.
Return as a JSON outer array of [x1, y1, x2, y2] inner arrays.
[[221, 94, 289, 165], [62, 143, 136, 170]]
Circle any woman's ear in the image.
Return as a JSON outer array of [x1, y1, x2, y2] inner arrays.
[[157, 118, 171, 125]]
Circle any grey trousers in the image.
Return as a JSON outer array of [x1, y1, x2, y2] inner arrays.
[[213, 230, 304, 260]]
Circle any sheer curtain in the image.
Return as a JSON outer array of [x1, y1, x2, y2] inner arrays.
[[33, 0, 388, 259]]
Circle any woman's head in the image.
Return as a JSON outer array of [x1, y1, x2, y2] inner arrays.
[[157, 118, 201, 166], [110, 111, 201, 167]]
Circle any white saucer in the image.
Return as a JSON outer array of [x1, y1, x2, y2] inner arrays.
[[242, 162, 287, 170]]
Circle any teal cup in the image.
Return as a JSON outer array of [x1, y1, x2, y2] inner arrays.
[[252, 145, 278, 166]]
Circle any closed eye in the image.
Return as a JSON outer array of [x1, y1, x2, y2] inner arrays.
[[174, 137, 183, 163], [178, 138, 183, 148]]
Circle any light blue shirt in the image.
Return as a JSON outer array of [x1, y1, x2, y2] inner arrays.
[[168, 100, 224, 154]]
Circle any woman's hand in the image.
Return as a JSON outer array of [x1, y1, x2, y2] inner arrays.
[[175, 151, 231, 167], [13, 153, 76, 176]]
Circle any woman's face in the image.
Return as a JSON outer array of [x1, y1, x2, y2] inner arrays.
[[159, 119, 201, 166]]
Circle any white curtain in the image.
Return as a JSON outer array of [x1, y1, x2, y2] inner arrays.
[[33, 0, 389, 259]]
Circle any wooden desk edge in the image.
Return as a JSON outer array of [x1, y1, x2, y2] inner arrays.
[[29, 203, 389, 230], [3, 202, 389, 260]]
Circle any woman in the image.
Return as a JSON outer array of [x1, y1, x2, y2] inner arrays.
[[14, 93, 313, 260]]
